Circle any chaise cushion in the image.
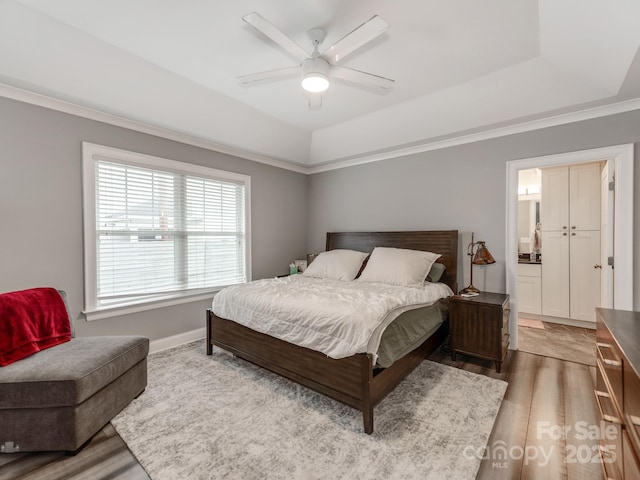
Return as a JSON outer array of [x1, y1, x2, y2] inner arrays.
[[0, 336, 148, 409]]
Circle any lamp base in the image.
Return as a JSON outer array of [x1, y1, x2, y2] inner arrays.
[[459, 284, 480, 294]]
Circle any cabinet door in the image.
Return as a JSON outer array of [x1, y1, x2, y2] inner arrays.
[[541, 166, 569, 231], [541, 231, 569, 317], [569, 163, 601, 231], [517, 276, 541, 315], [570, 230, 601, 322]]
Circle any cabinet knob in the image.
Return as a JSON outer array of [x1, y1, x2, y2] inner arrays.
[[571, 226, 576, 229], [571, 233, 576, 236], [562, 226, 567, 229], [594, 264, 602, 269], [563, 233, 567, 236]]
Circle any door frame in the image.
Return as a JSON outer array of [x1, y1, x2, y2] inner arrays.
[[601, 161, 615, 308], [506, 144, 634, 350]]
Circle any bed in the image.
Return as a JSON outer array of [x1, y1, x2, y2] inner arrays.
[[206, 230, 458, 434]]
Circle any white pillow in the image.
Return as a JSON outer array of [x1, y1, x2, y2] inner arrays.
[[357, 247, 441, 287], [302, 249, 369, 281]]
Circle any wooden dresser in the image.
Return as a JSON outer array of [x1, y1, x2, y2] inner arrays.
[[595, 308, 640, 479]]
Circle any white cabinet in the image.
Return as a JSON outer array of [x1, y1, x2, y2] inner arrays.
[[517, 263, 542, 315], [569, 231, 601, 322], [541, 231, 570, 318], [569, 164, 601, 231], [540, 163, 601, 322], [541, 167, 569, 232]]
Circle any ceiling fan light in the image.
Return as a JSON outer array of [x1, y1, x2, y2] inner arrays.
[[302, 73, 329, 93], [301, 57, 330, 93]]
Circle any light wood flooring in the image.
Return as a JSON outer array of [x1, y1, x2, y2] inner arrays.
[[429, 345, 603, 480], [1, 326, 601, 480], [518, 320, 597, 366], [0, 424, 149, 480]]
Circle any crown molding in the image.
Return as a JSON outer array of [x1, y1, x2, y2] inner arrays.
[[308, 97, 640, 174], [2, 82, 639, 176], [0, 83, 308, 174]]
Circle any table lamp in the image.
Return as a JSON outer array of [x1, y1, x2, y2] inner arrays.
[[460, 232, 495, 294]]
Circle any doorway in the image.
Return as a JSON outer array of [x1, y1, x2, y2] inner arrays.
[[506, 144, 634, 351]]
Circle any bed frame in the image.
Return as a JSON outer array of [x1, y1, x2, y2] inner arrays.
[[206, 230, 458, 434]]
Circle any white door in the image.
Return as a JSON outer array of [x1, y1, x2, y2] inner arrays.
[[601, 160, 614, 308], [569, 230, 601, 322], [541, 230, 570, 318]]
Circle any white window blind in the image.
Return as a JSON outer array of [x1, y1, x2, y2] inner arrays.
[[83, 143, 250, 318]]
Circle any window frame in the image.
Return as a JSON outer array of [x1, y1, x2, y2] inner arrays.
[[82, 142, 251, 321]]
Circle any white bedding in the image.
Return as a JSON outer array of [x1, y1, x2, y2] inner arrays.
[[212, 275, 453, 362]]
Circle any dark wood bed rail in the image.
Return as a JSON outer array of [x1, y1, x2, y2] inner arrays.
[[207, 309, 447, 434]]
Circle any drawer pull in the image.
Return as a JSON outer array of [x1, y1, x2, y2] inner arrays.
[[602, 358, 622, 367], [596, 343, 622, 367], [594, 390, 622, 424]]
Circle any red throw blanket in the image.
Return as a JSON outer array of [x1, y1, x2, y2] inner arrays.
[[0, 287, 72, 366]]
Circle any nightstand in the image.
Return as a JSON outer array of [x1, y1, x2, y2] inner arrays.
[[449, 292, 510, 373]]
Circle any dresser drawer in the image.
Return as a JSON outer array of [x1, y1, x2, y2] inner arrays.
[[624, 362, 640, 455], [595, 385, 623, 425], [623, 430, 640, 480], [596, 359, 608, 394], [600, 443, 622, 480], [595, 387, 623, 480], [596, 340, 623, 412]]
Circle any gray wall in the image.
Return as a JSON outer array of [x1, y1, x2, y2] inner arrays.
[[0, 96, 308, 340], [308, 110, 640, 309]]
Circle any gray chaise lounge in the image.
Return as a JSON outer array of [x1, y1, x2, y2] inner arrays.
[[0, 291, 148, 453]]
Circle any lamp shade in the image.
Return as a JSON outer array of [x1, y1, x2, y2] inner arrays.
[[472, 241, 495, 265]]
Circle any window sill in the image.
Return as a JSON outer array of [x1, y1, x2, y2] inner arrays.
[[83, 290, 221, 321]]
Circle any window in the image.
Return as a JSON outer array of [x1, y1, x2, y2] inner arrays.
[[83, 143, 251, 319]]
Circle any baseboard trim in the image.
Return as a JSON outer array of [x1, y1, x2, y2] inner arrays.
[[149, 328, 206, 354]]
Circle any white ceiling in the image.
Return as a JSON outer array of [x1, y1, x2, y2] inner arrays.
[[1, 0, 640, 168]]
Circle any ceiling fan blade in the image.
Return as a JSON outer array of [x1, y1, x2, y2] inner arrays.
[[237, 66, 299, 86], [308, 93, 322, 110], [243, 12, 309, 64], [322, 15, 389, 63], [331, 66, 395, 92]]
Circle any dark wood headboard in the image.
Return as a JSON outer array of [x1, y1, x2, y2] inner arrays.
[[326, 230, 458, 293]]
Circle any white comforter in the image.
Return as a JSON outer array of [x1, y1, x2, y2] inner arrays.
[[212, 275, 453, 362]]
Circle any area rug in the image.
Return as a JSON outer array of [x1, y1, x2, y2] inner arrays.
[[112, 340, 507, 480], [518, 322, 596, 366]]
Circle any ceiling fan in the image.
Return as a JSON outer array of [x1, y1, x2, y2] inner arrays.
[[237, 12, 395, 108]]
